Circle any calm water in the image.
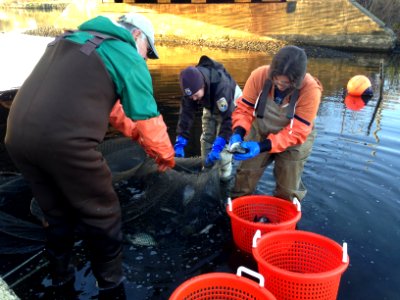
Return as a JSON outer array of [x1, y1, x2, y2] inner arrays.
[[149, 47, 400, 300], [1, 6, 400, 300]]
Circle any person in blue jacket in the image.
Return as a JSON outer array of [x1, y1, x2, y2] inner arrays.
[[174, 56, 242, 181], [5, 13, 174, 294]]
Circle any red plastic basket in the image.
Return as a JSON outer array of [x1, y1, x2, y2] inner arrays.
[[253, 230, 349, 300], [226, 195, 301, 254], [169, 266, 276, 300]]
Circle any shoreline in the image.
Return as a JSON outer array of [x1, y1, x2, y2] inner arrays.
[[0, 1, 68, 10], [2, 2, 398, 53], [21, 26, 358, 59]]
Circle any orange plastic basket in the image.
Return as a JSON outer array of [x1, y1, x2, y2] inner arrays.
[[169, 266, 276, 300], [226, 195, 301, 254], [252, 230, 349, 300]]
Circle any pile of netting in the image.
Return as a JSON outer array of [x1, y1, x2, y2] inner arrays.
[[0, 137, 234, 298], [0, 137, 226, 254]]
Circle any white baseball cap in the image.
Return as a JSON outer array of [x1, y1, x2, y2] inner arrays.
[[118, 13, 159, 59]]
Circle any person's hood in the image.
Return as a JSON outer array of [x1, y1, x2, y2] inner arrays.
[[78, 16, 136, 49]]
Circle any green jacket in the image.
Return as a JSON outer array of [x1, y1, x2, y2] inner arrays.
[[66, 16, 159, 120]]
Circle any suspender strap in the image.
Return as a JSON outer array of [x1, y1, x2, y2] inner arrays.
[[79, 31, 118, 55], [255, 79, 272, 119], [47, 30, 119, 56], [255, 78, 300, 120], [287, 89, 300, 119]]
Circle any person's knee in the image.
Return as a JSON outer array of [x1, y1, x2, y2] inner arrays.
[[231, 168, 263, 198], [274, 183, 307, 201]]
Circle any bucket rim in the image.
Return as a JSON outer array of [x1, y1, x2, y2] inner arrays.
[[226, 195, 301, 229], [169, 272, 277, 299], [252, 230, 350, 280]]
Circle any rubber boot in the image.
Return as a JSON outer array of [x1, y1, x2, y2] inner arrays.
[[92, 252, 125, 291], [47, 251, 75, 287], [98, 281, 127, 300]]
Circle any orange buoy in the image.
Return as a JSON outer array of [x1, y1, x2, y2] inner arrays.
[[344, 75, 373, 111], [346, 75, 371, 96]]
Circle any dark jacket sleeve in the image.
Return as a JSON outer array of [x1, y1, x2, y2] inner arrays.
[[213, 74, 235, 142], [176, 96, 196, 140]]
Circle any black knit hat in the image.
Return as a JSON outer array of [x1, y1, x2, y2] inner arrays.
[[179, 67, 204, 96], [269, 45, 307, 89]]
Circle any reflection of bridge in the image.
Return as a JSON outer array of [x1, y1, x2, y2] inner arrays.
[[95, 0, 396, 51]]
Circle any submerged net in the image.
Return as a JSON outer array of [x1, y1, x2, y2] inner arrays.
[[0, 137, 225, 254], [0, 137, 233, 298]]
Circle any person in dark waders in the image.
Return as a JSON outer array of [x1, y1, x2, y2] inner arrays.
[[173, 56, 242, 181], [229, 46, 323, 201], [5, 12, 175, 297]]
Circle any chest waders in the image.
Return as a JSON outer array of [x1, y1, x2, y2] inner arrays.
[[231, 80, 316, 201], [197, 57, 241, 181], [5, 32, 125, 289]]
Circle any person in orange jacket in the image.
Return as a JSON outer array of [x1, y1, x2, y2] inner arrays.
[[5, 13, 174, 293], [228, 46, 323, 201]]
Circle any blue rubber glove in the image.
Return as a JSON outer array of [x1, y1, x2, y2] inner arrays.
[[205, 136, 226, 167], [233, 141, 260, 161], [228, 133, 243, 153], [174, 135, 188, 158]]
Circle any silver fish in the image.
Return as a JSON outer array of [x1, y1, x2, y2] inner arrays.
[[253, 215, 270, 224], [124, 233, 157, 247]]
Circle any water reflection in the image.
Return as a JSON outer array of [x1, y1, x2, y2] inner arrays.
[[147, 44, 398, 148], [0, 8, 64, 33]]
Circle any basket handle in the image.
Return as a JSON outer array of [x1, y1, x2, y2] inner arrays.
[[236, 266, 265, 287], [227, 197, 233, 212], [292, 197, 301, 212], [252, 229, 262, 248], [342, 242, 349, 263]]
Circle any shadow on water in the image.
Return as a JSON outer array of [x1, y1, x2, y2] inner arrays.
[[1, 7, 400, 300]]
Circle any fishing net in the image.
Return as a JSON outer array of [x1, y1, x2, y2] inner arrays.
[[0, 136, 231, 298], [0, 136, 225, 254]]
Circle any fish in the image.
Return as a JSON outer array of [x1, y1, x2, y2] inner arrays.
[[199, 224, 214, 235], [228, 143, 247, 154], [253, 215, 270, 223], [124, 233, 157, 247]]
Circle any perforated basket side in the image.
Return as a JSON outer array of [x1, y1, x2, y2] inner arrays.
[[169, 272, 277, 300], [253, 230, 349, 300]]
